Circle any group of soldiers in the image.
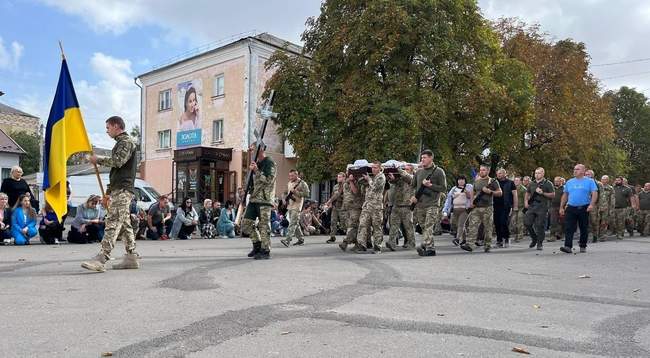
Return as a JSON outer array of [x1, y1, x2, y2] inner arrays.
[[239, 146, 650, 260]]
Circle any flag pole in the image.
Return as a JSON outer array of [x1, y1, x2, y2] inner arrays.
[[58, 40, 106, 199]]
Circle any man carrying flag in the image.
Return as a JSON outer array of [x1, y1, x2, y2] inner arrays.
[[81, 116, 139, 272]]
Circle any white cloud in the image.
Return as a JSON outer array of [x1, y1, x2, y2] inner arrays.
[[0, 37, 24, 70]]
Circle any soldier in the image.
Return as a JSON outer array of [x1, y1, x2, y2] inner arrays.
[[638, 183, 650, 236], [585, 170, 603, 242], [510, 176, 527, 243], [241, 144, 276, 259], [522, 176, 531, 188], [280, 169, 310, 247], [411, 150, 447, 257], [599, 175, 615, 241], [386, 164, 416, 250], [324, 173, 346, 244], [466, 165, 501, 252], [623, 178, 638, 236], [613, 176, 635, 240], [355, 161, 386, 253], [524, 167, 555, 250], [338, 172, 365, 251], [81, 116, 139, 272], [548, 176, 564, 242]]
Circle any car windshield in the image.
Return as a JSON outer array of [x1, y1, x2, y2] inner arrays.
[[143, 187, 161, 200]]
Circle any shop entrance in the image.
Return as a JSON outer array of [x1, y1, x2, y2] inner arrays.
[[173, 147, 236, 206]]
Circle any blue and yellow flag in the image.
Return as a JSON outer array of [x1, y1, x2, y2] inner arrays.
[[43, 59, 92, 221]]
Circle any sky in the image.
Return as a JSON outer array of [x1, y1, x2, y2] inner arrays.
[[1, 0, 649, 149]]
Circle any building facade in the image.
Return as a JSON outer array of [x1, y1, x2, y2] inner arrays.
[[0, 128, 26, 179], [137, 33, 300, 205], [0, 102, 41, 137]]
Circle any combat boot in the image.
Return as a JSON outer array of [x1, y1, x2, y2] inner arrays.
[[247, 241, 261, 258], [81, 253, 108, 272], [254, 248, 270, 260], [385, 241, 396, 251], [326, 237, 336, 244], [339, 241, 348, 251], [112, 253, 140, 270]]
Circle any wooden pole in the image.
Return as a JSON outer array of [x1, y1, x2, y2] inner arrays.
[[58, 40, 106, 198]]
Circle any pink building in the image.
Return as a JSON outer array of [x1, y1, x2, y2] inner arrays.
[[136, 33, 300, 205]]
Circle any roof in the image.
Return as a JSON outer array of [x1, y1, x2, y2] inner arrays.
[[136, 32, 304, 80], [0, 127, 26, 155], [0, 102, 38, 119]]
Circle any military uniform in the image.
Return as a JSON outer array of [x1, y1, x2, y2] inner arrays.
[[328, 182, 346, 242], [549, 184, 564, 241], [412, 164, 447, 255], [81, 132, 138, 272], [339, 179, 365, 250], [510, 184, 527, 242], [638, 190, 650, 236], [598, 183, 615, 240], [282, 178, 310, 246], [387, 169, 415, 249], [588, 181, 604, 242], [242, 156, 276, 258], [356, 172, 386, 252], [626, 185, 637, 236], [467, 177, 500, 251], [612, 184, 633, 240], [525, 178, 555, 249]]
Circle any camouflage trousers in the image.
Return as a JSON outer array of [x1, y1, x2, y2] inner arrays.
[[466, 207, 493, 248], [329, 207, 347, 238], [100, 190, 136, 260], [344, 208, 362, 244], [549, 207, 564, 240], [589, 209, 600, 239], [509, 209, 525, 241], [285, 208, 303, 243], [450, 208, 469, 242], [613, 208, 629, 239], [414, 205, 441, 250], [357, 207, 383, 249], [627, 207, 637, 234], [241, 203, 272, 250], [638, 210, 650, 236], [389, 206, 415, 247], [598, 209, 611, 237]]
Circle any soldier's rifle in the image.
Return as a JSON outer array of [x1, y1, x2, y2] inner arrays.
[[234, 90, 277, 227]]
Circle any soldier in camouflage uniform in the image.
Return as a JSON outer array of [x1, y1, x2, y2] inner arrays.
[[241, 145, 276, 259], [339, 173, 365, 251], [510, 177, 527, 242], [585, 170, 603, 242], [82, 116, 139, 272], [613, 176, 634, 240], [598, 175, 615, 241], [637, 183, 650, 236], [324, 173, 346, 244], [623, 178, 637, 236], [411, 150, 447, 257], [386, 164, 415, 250], [355, 161, 386, 253], [467, 165, 501, 252], [548, 177, 564, 242], [280, 169, 310, 247]]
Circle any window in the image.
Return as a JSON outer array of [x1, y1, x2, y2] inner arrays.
[[1, 168, 10, 180], [212, 119, 224, 143], [213, 74, 225, 97], [158, 89, 172, 111], [158, 130, 171, 148]]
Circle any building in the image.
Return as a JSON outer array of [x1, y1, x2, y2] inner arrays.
[[136, 33, 301, 205], [0, 102, 41, 137], [0, 127, 26, 179]]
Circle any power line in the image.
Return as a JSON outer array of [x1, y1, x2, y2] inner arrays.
[[600, 70, 650, 80], [592, 57, 650, 67]]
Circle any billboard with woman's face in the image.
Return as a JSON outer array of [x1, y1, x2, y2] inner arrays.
[[177, 80, 202, 147]]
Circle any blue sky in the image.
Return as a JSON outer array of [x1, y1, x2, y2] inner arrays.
[[1, 0, 649, 148]]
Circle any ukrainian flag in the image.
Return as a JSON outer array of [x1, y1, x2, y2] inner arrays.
[[43, 59, 92, 221]]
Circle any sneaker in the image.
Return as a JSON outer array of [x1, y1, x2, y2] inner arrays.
[[54, 239, 60, 245], [579, 247, 586, 253], [326, 237, 336, 244], [280, 239, 290, 247], [452, 238, 460, 246], [529, 241, 537, 248], [292, 240, 304, 246], [3, 238, 10, 245], [460, 242, 473, 252], [559, 246, 572, 254]]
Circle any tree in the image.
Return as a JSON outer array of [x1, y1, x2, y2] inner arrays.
[[604, 86, 650, 183], [266, 0, 534, 182], [10, 131, 41, 175]]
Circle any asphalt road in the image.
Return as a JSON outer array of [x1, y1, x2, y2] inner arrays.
[[1, 234, 649, 357]]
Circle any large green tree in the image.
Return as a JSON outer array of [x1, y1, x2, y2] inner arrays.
[[10, 131, 41, 175], [266, 0, 534, 182]]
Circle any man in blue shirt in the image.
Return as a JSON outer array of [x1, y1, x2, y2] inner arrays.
[[559, 164, 598, 253]]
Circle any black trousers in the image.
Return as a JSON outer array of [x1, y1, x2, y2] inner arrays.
[[525, 205, 548, 245], [564, 205, 589, 248], [493, 205, 511, 242]]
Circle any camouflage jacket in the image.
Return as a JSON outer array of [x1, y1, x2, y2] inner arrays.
[[362, 172, 386, 211], [343, 180, 365, 211], [329, 182, 345, 209], [600, 184, 615, 212], [98, 132, 137, 195], [249, 156, 276, 206], [389, 169, 414, 207]]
